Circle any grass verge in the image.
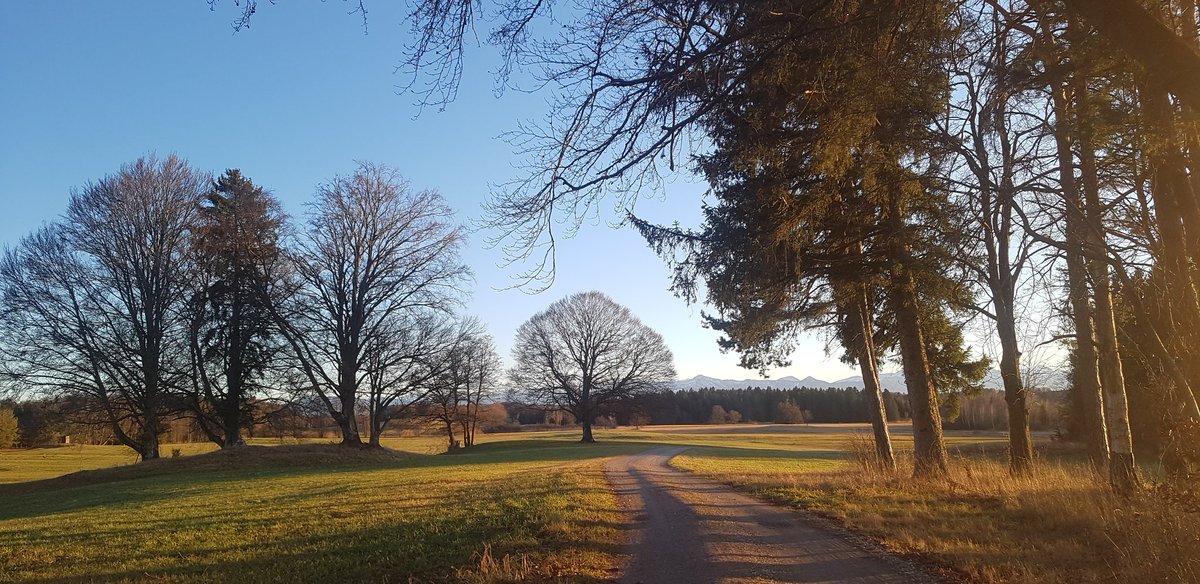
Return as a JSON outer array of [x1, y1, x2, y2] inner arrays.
[[672, 436, 1200, 583]]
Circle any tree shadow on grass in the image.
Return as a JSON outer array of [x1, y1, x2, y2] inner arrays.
[[0, 439, 655, 518], [0, 437, 858, 521], [1, 459, 630, 584], [7, 517, 626, 583]]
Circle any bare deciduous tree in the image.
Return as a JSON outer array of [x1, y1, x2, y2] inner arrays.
[[388, 318, 501, 450], [940, 4, 1051, 475], [447, 324, 503, 448], [278, 162, 469, 447], [510, 291, 675, 443], [0, 155, 206, 460], [363, 312, 457, 447]]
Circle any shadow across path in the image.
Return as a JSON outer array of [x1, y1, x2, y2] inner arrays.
[[605, 447, 935, 584]]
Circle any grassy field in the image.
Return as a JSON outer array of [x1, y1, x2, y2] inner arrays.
[[0, 437, 649, 583], [0, 424, 983, 584], [0, 423, 998, 485], [1, 424, 1194, 583], [0, 436, 452, 485]]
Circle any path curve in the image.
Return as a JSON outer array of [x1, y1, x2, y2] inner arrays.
[[604, 446, 935, 584]]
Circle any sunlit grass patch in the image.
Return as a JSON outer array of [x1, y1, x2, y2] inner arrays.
[[0, 434, 529, 485], [0, 442, 218, 483], [670, 435, 1200, 584], [671, 445, 846, 482], [0, 423, 1086, 583], [0, 441, 637, 583]]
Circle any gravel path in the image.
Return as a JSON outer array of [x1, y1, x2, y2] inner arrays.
[[604, 446, 935, 584]]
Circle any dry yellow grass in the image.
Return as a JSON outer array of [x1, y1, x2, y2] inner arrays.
[[675, 434, 1200, 583]]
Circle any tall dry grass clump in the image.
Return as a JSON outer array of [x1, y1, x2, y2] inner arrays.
[[454, 544, 536, 583], [837, 434, 1200, 583]]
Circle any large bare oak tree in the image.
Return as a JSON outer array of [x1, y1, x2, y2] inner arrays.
[[510, 291, 675, 442]]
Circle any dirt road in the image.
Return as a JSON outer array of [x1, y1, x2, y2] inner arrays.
[[604, 447, 934, 584]]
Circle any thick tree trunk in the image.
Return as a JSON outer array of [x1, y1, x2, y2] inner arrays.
[[1060, 0, 1200, 106], [1049, 73, 1111, 471], [1143, 80, 1200, 421], [368, 418, 382, 448], [580, 419, 595, 443], [139, 383, 161, 460], [338, 391, 363, 447], [848, 284, 896, 471], [140, 353, 162, 460], [996, 311, 1033, 475], [139, 418, 161, 461], [881, 179, 946, 479], [1076, 89, 1141, 494], [221, 373, 243, 448], [219, 298, 246, 449], [892, 281, 948, 479], [221, 414, 242, 448], [1065, 244, 1110, 471]]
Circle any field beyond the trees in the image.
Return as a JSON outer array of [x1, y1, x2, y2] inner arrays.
[[0, 425, 1195, 583]]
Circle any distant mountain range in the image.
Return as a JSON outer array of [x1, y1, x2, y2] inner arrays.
[[673, 368, 1067, 392]]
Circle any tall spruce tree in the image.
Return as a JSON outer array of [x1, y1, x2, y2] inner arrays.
[[186, 170, 287, 448], [635, 0, 980, 478]]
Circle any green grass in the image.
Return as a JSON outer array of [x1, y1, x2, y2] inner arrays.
[[0, 439, 654, 583], [0, 424, 1005, 485], [0, 436, 468, 485], [0, 443, 216, 484], [0, 424, 1030, 583]]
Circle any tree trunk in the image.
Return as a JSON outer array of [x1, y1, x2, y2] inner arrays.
[[580, 418, 595, 443], [221, 366, 243, 448], [996, 310, 1033, 475], [1066, 243, 1110, 471], [458, 399, 472, 448], [368, 416, 382, 448], [880, 178, 947, 479], [140, 355, 162, 460], [1143, 79, 1200, 421], [892, 281, 948, 479], [848, 283, 896, 471], [1049, 72, 1110, 472], [219, 294, 245, 449], [1076, 77, 1141, 494], [139, 397, 161, 461], [139, 425, 161, 461], [338, 391, 362, 447], [975, 58, 1035, 475]]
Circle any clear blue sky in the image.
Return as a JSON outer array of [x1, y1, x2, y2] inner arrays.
[[0, 1, 862, 382]]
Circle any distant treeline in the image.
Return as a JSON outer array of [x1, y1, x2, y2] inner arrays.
[[629, 386, 1063, 430], [640, 387, 910, 425], [4, 385, 1067, 448]]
